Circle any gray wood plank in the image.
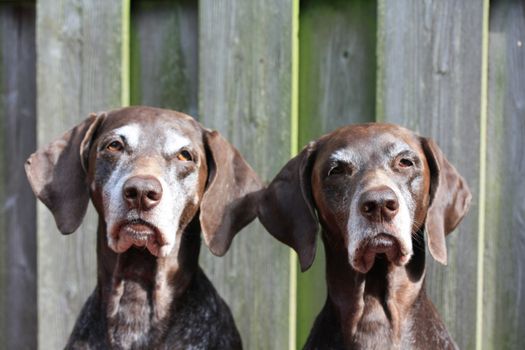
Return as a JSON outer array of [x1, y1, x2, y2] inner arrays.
[[130, 0, 198, 116], [36, 1, 124, 348], [297, 0, 377, 346], [0, 3, 36, 350], [199, 1, 294, 348], [377, 1, 485, 348], [484, 1, 525, 348]]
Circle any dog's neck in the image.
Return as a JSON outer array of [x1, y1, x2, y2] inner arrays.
[[95, 219, 201, 347], [321, 229, 426, 348]]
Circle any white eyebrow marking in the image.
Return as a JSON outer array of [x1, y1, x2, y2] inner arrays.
[[331, 148, 360, 164], [113, 124, 141, 149], [163, 130, 191, 155], [384, 142, 411, 157]]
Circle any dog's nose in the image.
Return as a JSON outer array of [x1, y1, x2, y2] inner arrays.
[[359, 186, 399, 222], [123, 176, 163, 211]]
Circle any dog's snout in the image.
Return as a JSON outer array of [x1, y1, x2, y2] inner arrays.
[[359, 186, 399, 222], [123, 175, 163, 211]]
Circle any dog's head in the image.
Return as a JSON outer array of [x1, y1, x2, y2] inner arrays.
[[26, 106, 261, 258], [258, 123, 471, 273]]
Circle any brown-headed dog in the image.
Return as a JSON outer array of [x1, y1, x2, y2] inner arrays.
[[258, 124, 471, 349], [26, 106, 261, 349]]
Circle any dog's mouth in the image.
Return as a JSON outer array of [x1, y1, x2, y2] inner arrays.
[[109, 219, 171, 257], [352, 233, 412, 274], [122, 220, 157, 245]]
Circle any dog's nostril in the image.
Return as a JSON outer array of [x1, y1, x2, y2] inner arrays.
[[146, 190, 161, 201], [385, 199, 399, 212], [361, 201, 376, 214], [124, 188, 138, 199]]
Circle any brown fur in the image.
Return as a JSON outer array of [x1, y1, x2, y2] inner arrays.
[[258, 123, 471, 349], [26, 106, 261, 349]]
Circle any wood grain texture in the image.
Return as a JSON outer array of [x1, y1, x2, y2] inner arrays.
[[199, 1, 294, 348], [130, 0, 198, 115], [484, 1, 525, 348], [297, 0, 376, 346], [36, 1, 123, 348], [0, 3, 36, 350], [377, 1, 484, 348]]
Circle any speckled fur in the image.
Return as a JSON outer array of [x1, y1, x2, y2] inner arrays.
[[25, 107, 262, 350], [66, 235, 242, 350]]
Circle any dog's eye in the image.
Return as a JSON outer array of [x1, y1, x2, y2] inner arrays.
[[106, 140, 124, 152], [398, 158, 414, 168], [176, 150, 193, 162], [328, 163, 351, 177]]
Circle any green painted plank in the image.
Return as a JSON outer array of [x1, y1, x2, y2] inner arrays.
[[130, 0, 197, 115], [0, 3, 36, 349], [483, 1, 525, 349], [297, 0, 377, 347], [290, 0, 299, 348], [477, 2, 489, 349], [198, 1, 294, 348], [377, 1, 485, 349], [36, 1, 125, 348], [121, 0, 130, 107]]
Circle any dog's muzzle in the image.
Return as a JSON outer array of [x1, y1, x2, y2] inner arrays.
[[350, 186, 412, 273], [106, 174, 175, 257]]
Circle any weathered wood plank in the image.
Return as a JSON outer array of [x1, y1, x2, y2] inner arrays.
[[36, 1, 124, 348], [0, 3, 36, 350], [130, 0, 198, 115], [199, 1, 294, 348], [297, 0, 377, 346], [484, 1, 525, 348], [377, 1, 485, 348]]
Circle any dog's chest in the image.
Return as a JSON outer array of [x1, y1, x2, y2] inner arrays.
[[348, 296, 417, 350], [107, 280, 161, 349], [351, 304, 394, 349]]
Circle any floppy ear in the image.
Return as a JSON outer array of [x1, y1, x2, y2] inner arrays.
[[421, 138, 472, 265], [200, 130, 262, 256], [257, 143, 318, 272], [25, 113, 105, 234]]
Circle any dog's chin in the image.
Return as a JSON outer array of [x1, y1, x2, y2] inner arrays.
[[108, 221, 174, 258], [350, 233, 412, 274]]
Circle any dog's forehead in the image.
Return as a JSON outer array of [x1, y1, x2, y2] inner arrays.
[[97, 107, 203, 149], [321, 124, 422, 161]]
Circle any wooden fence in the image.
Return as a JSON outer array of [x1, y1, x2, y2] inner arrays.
[[0, 0, 523, 349]]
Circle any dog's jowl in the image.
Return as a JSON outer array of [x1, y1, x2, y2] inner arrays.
[[258, 123, 471, 350], [26, 106, 261, 349]]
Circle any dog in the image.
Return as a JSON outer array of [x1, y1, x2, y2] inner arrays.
[[257, 123, 471, 349], [26, 106, 261, 349]]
